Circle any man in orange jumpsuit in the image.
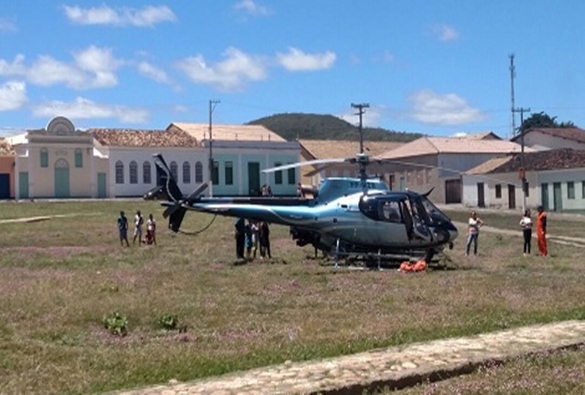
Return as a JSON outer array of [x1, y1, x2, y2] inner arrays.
[[536, 205, 548, 256]]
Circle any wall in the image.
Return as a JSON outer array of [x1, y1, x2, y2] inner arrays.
[[209, 140, 300, 196], [522, 131, 585, 150], [462, 172, 537, 210], [537, 168, 585, 212], [105, 147, 208, 197], [0, 156, 15, 198]]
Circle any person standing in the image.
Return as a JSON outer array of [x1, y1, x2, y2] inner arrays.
[[465, 211, 484, 257], [146, 213, 157, 245], [234, 217, 246, 260], [117, 211, 130, 247], [519, 209, 532, 256], [536, 205, 548, 256], [133, 210, 144, 246], [259, 221, 271, 259]]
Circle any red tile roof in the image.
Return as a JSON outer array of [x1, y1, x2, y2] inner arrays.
[[0, 138, 15, 155], [469, 148, 585, 174], [90, 128, 201, 148]]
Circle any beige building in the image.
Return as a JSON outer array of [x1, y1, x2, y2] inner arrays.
[[511, 127, 585, 151], [8, 117, 109, 199], [299, 140, 404, 187], [375, 133, 532, 204]]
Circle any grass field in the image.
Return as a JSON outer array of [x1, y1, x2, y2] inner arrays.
[[1, 200, 585, 394]]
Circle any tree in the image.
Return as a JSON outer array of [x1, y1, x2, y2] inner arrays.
[[519, 111, 578, 132]]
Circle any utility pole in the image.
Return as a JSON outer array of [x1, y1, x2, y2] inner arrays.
[[351, 103, 369, 153], [509, 53, 516, 138], [208, 99, 220, 197], [513, 106, 531, 213]]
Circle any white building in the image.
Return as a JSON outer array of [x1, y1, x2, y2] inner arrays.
[[463, 148, 585, 212]]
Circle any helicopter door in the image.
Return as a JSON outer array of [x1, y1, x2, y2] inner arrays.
[[399, 200, 414, 240], [406, 198, 432, 243]]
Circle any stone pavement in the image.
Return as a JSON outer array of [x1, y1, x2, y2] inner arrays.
[[114, 320, 585, 395]]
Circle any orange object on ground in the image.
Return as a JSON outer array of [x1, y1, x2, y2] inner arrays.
[[536, 210, 548, 256], [399, 260, 427, 273]]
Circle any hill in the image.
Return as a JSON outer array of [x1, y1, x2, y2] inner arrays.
[[247, 113, 423, 142]]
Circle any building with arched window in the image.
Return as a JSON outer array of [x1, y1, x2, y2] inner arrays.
[[91, 126, 205, 197], [6, 117, 109, 198]]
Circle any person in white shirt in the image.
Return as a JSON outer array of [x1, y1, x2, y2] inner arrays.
[[465, 211, 484, 256], [133, 210, 144, 246], [146, 213, 157, 245], [519, 209, 532, 256]]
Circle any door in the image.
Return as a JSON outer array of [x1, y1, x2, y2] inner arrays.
[[54, 158, 70, 198], [445, 179, 462, 204], [477, 182, 485, 208], [541, 183, 549, 211], [399, 175, 406, 191], [507, 184, 515, 209], [19, 172, 29, 199], [248, 162, 260, 196], [97, 173, 107, 198], [0, 174, 9, 199], [553, 182, 562, 212]]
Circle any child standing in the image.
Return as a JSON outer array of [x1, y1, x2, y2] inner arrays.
[[519, 209, 532, 256]]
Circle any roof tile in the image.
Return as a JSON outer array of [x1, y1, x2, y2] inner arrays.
[[300, 140, 403, 160], [90, 128, 200, 148], [468, 148, 585, 174], [170, 122, 286, 142]]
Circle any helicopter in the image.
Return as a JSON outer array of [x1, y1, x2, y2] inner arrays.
[[145, 150, 459, 266]]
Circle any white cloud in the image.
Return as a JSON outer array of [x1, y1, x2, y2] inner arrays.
[[177, 47, 267, 91], [0, 81, 27, 111], [233, 0, 269, 16], [138, 61, 170, 84], [0, 46, 120, 90], [277, 47, 336, 71], [431, 24, 459, 42], [0, 18, 17, 33], [407, 90, 486, 126], [339, 105, 383, 128], [382, 51, 394, 63], [63, 5, 176, 27], [33, 97, 148, 123]]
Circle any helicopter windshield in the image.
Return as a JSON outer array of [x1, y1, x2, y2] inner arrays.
[[421, 196, 451, 225]]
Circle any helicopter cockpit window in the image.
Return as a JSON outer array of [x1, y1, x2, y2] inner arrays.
[[379, 201, 402, 223]]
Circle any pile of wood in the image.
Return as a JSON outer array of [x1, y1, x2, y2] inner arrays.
[[0, 138, 15, 156]]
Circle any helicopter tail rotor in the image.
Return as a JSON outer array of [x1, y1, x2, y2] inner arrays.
[[149, 154, 208, 232]]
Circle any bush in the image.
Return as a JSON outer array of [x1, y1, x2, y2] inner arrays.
[[103, 312, 128, 336]]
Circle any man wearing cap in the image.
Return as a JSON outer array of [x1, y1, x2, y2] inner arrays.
[[536, 205, 547, 257]]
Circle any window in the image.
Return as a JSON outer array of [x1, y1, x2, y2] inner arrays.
[[582, 181, 585, 199], [143, 161, 151, 184], [170, 161, 178, 181], [568, 181, 575, 199], [74, 148, 83, 168], [115, 161, 124, 184], [524, 181, 529, 197], [212, 161, 219, 185], [495, 184, 502, 199], [40, 148, 48, 168], [183, 161, 191, 183], [288, 166, 296, 185], [195, 161, 203, 183], [129, 161, 138, 184], [274, 162, 282, 184], [225, 161, 233, 185], [379, 201, 402, 223]]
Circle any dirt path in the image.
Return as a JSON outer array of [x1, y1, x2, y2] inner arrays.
[[0, 213, 99, 224], [453, 221, 585, 248]]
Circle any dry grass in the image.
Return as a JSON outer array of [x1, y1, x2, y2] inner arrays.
[[1, 201, 585, 394], [384, 345, 585, 394]]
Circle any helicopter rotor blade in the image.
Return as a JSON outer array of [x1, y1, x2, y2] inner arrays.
[[185, 183, 209, 203], [262, 158, 350, 173]]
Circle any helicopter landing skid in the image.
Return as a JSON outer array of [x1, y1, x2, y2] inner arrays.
[[326, 247, 439, 270]]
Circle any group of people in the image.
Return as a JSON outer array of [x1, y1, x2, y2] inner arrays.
[[465, 205, 548, 257], [117, 210, 157, 247], [234, 218, 271, 260], [260, 184, 273, 197]]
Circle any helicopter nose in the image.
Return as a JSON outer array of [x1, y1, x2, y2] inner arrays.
[[446, 221, 458, 241]]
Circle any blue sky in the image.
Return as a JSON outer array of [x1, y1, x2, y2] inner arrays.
[[1, 1, 585, 138]]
